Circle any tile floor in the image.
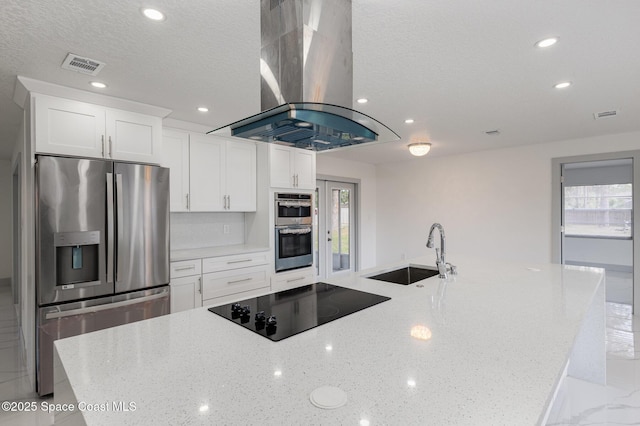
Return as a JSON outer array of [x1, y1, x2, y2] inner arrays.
[[0, 276, 638, 425]]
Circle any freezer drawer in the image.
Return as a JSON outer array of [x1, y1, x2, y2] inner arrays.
[[37, 286, 169, 396]]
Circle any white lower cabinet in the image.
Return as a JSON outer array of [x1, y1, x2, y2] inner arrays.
[[169, 259, 203, 313], [170, 251, 271, 312], [202, 265, 269, 306], [170, 275, 203, 313], [271, 267, 315, 292]]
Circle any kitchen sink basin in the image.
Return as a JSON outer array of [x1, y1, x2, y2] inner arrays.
[[367, 266, 439, 285]]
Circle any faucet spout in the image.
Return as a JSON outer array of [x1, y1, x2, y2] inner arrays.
[[427, 223, 449, 278]]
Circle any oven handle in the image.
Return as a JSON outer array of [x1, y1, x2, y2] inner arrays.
[[278, 227, 312, 235], [277, 200, 312, 208], [44, 291, 168, 320]]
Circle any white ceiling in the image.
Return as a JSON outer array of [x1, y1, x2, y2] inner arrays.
[[1, 0, 639, 163]]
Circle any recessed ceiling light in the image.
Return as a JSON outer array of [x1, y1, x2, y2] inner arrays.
[[535, 37, 558, 48], [554, 81, 572, 89], [295, 121, 313, 127], [90, 81, 107, 89], [356, 98, 368, 104], [197, 106, 209, 112], [142, 8, 165, 21], [404, 119, 414, 124]]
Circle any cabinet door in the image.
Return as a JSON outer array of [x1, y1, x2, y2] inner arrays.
[[269, 145, 294, 188], [226, 141, 256, 211], [294, 150, 316, 190], [162, 130, 190, 212], [189, 134, 225, 211], [106, 109, 161, 164], [170, 275, 203, 313], [34, 94, 106, 158]]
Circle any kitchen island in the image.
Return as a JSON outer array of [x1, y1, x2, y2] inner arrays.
[[53, 256, 605, 425]]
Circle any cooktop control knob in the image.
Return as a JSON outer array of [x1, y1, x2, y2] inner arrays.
[[241, 305, 251, 317], [266, 315, 277, 326], [231, 303, 241, 313], [255, 311, 266, 323]]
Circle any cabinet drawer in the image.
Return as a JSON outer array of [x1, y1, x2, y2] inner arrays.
[[271, 267, 315, 292], [202, 251, 269, 274], [202, 266, 269, 300], [170, 259, 202, 278]]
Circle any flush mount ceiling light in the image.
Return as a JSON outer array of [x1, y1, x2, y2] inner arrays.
[[90, 81, 107, 89], [197, 106, 209, 112], [408, 142, 431, 157], [404, 119, 414, 124], [554, 81, 572, 89], [535, 37, 558, 48], [356, 98, 368, 104], [142, 8, 165, 21]]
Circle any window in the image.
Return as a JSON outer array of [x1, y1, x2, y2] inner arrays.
[[564, 184, 632, 237]]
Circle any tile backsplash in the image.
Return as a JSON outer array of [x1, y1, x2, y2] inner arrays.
[[170, 212, 245, 250]]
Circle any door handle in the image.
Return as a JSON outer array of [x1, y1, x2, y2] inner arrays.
[[327, 238, 332, 241], [44, 291, 168, 320], [115, 173, 124, 283], [106, 173, 114, 284]]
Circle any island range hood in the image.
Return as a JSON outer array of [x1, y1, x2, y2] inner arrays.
[[209, 0, 399, 152]]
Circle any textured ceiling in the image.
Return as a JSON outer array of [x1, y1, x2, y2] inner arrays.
[[1, 0, 639, 163]]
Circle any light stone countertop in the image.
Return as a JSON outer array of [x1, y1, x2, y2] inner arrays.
[[170, 244, 270, 262], [53, 256, 605, 425]]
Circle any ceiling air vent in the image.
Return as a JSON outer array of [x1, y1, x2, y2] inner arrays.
[[484, 129, 500, 135], [61, 53, 106, 76], [593, 110, 619, 120]]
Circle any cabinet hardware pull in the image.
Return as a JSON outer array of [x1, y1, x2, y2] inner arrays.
[[186, 194, 189, 210], [175, 265, 196, 271], [227, 277, 252, 284], [198, 277, 202, 293], [227, 259, 251, 264], [227, 195, 230, 210], [108, 136, 113, 158], [286, 276, 305, 283], [101, 135, 105, 157]]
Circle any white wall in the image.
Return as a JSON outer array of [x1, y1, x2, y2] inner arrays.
[[316, 155, 377, 270], [170, 212, 245, 250], [0, 160, 12, 278], [375, 131, 640, 266]]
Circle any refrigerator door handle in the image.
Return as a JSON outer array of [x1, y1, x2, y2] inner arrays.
[[116, 173, 124, 283], [43, 290, 168, 320], [106, 173, 114, 284]]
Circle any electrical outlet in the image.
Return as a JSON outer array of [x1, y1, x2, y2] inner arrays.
[[223, 224, 230, 234]]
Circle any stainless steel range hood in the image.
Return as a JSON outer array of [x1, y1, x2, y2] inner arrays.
[[209, 0, 399, 151]]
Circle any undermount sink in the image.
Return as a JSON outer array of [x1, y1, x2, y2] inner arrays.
[[367, 266, 439, 285]]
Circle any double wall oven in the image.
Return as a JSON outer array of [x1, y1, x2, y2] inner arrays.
[[274, 193, 313, 272]]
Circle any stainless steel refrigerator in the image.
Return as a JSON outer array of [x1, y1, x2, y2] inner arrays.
[[35, 155, 170, 395]]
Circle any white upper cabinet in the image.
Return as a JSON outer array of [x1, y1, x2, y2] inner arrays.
[[161, 131, 257, 213], [225, 141, 257, 211], [269, 144, 316, 190], [293, 149, 316, 190], [106, 109, 161, 163], [161, 129, 190, 212], [34, 94, 105, 158], [189, 134, 226, 212], [33, 93, 162, 164]]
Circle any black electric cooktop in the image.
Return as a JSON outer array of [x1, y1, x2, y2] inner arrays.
[[208, 283, 391, 342]]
